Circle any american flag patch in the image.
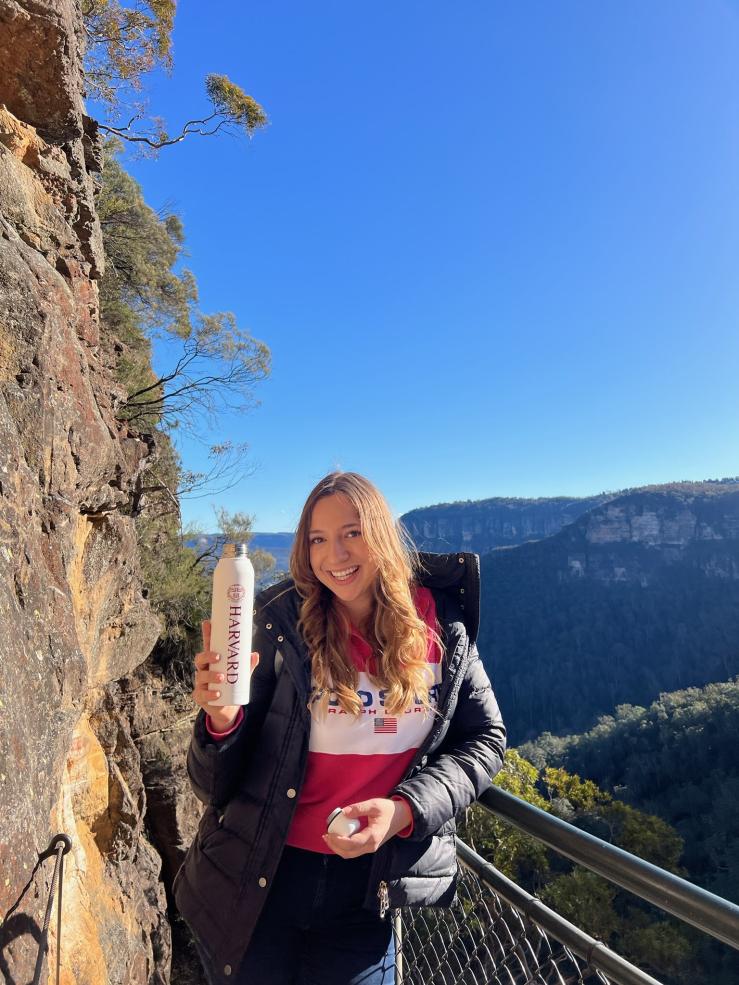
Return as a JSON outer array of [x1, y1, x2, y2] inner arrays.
[[374, 717, 398, 734]]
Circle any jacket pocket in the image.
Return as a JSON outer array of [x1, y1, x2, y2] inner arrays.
[[386, 833, 459, 910], [386, 831, 457, 882], [200, 823, 252, 888], [197, 806, 222, 849]]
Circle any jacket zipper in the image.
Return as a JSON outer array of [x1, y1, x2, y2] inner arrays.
[[377, 880, 390, 920]]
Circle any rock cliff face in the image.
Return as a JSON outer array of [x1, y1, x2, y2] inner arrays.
[[558, 484, 739, 585], [0, 2, 169, 982], [401, 494, 612, 554]]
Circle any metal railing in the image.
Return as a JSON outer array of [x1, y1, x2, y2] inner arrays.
[[394, 787, 739, 985], [1, 834, 72, 985]]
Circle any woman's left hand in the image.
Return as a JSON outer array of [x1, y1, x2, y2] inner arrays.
[[322, 798, 412, 858]]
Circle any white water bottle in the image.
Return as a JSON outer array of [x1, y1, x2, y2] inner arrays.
[[209, 542, 255, 707]]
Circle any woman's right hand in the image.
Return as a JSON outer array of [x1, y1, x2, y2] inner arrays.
[[192, 620, 259, 733]]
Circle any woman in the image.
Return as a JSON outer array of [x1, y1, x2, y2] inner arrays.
[[174, 472, 506, 985]]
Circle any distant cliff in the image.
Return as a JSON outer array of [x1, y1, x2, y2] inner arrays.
[[401, 494, 613, 553], [478, 481, 739, 742], [0, 3, 169, 982]]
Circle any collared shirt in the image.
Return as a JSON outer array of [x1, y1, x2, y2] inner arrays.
[[285, 586, 441, 853]]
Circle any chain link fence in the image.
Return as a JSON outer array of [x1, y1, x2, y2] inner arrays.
[[394, 863, 613, 985]]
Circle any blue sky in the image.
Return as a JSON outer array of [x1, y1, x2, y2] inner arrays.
[[119, 1, 739, 531]]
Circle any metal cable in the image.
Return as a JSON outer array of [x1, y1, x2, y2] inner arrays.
[[29, 834, 71, 985]]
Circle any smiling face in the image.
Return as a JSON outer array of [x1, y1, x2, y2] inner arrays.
[[308, 493, 380, 624]]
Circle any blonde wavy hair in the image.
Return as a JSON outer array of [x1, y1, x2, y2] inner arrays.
[[290, 472, 438, 718]]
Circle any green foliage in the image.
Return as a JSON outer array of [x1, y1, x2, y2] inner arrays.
[[542, 767, 684, 873], [623, 911, 696, 981], [82, 0, 175, 109], [521, 680, 739, 900], [139, 518, 210, 643], [83, 8, 274, 789], [189, 507, 276, 588], [97, 135, 190, 428], [122, 311, 270, 432], [458, 749, 698, 983], [97, 139, 270, 439], [403, 479, 739, 519], [523, 682, 739, 984], [98, 139, 195, 347], [98, 76, 269, 149], [205, 74, 268, 135], [82, 4, 267, 149], [460, 751, 550, 883], [540, 868, 620, 939], [95, 147, 272, 664], [542, 766, 609, 811], [604, 800, 684, 872], [134, 433, 209, 643]]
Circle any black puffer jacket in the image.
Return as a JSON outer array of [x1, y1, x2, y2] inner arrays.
[[173, 552, 506, 982]]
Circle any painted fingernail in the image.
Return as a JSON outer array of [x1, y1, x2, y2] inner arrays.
[[214, 691, 221, 698]]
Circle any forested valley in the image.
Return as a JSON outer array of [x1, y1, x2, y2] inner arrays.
[[464, 747, 723, 985], [413, 486, 739, 984], [516, 679, 739, 985]]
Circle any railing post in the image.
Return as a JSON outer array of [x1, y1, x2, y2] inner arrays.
[[393, 909, 403, 985]]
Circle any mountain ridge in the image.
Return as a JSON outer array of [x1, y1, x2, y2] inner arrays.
[[476, 481, 739, 740], [400, 478, 739, 554]]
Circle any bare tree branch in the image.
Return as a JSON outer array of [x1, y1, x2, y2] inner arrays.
[[98, 113, 235, 149]]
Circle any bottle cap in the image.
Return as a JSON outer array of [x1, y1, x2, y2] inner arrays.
[[222, 543, 249, 558]]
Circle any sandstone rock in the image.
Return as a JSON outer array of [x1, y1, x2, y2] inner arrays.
[[402, 493, 613, 554], [574, 487, 739, 584], [0, 2, 170, 982]]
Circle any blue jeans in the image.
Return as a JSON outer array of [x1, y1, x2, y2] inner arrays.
[[196, 846, 395, 985]]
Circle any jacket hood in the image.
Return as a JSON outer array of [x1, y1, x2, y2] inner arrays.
[[256, 551, 481, 646], [415, 551, 480, 645]]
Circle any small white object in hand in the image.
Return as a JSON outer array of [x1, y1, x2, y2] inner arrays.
[[326, 807, 360, 836]]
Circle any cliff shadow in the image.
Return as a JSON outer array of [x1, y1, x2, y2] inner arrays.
[[0, 911, 42, 985]]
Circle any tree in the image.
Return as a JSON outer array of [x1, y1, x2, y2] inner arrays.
[[190, 507, 276, 587], [97, 137, 195, 403], [142, 503, 275, 677], [121, 312, 270, 430], [459, 751, 551, 884], [86, 6, 274, 707], [540, 868, 620, 941], [82, 2, 267, 148], [457, 750, 698, 983], [99, 74, 268, 149], [82, 0, 175, 109], [97, 139, 270, 509]]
